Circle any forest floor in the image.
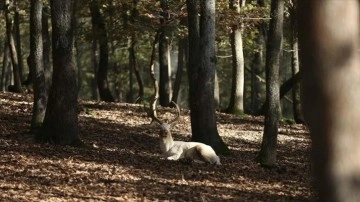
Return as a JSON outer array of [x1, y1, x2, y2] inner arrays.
[[0, 92, 314, 201]]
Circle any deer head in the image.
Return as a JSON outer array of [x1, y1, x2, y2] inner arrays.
[[148, 98, 180, 137]]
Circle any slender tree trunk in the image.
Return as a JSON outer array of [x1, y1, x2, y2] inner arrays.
[[30, 0, 47, 133], [190, 0, 229, 154], [299, 1, 360, 201], [5, 2, 22, 93], [257, 0, 284, 167], [227, 0, 245, 115], [251, 0, 266, 114], [129, 37, 144, 103], [90, 0, 114, 102], [171, 38, 186, 104], [1, 41, 11, 91], [38, 0, 82, 146], [290, 2, 303, 123], [159, 0, 172, 106], [91, 39, 99, 100], [14, 0, 24, 82]]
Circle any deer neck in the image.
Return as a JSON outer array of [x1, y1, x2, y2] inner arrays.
[[159, 132, 174, 153]]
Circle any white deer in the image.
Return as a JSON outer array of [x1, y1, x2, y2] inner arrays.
[[148, 99, 221, 165]]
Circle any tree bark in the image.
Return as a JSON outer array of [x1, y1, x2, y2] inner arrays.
[[37, 0, 82, 146], [298, 1, 360, 201], [171, 38, 186, 104], [1, 41, 11, 91], [90, 0, 114, 102], [5, 2, 22, 93], [42, 5, 51, 95], [227, 0, 245, 115], [189, 0, 229, 154], [14, 0, 24, 82], [30, 0, 47, 133], [289, 2, 303, 124], [257, 0, 283, 167], [159, 0, 172, 106]]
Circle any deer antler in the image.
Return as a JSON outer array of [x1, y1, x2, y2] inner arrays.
[[149, 98, 163, 125], [169, 101, 180, 125]]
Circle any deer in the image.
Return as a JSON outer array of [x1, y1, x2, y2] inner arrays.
[[148, 98, 221, 166]]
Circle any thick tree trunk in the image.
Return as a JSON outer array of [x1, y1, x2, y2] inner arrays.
[[38, 0, 82, 146], [257, 0, 283, 167], [299, 1, 360, 201], [159, 0, 171, 106], [227, 0, 244, 115], [90, 0, 114, 102], [30, 0, 47, 133], [5, 3, 22, 93], [189, 0, 229, 154], [186, 0, 200, 109], [42, 5, 51, 95]]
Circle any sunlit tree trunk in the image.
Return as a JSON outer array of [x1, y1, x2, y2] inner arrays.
[[5, 1, 22, 93], [257, 0, 283, 167], [227, 0, 245, 115], [159, 0, 172, 106], [298, 1, 360, 201]]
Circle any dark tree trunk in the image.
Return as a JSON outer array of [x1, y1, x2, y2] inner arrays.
[[227, 0, 244, 115], [290, 2, 303, 124], [30, 0, 47, 133], [14, 0, 24, 82], [91, 39, 99, 100], [90, 0, 114, 102], [186, 0, 200, 109], [257, 0, 284, 167], [256, 71, 301, 115], [42, 5, 51, 95], [1, 41, 11, 91], [299, 1, 360, 201], [189, 0, 229, 154], [5, 3, 22, 93], [37, 0, 82, 146], [129, 2, 143, 103], [251, 0, 266, 114], [171, 38, 186, 104], [159, 0, 171, 106]]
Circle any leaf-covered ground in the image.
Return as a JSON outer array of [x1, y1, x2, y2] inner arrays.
[[0, 92, 314, 201]]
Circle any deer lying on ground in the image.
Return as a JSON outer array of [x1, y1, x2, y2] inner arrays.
[[148, 99, 221, 165]]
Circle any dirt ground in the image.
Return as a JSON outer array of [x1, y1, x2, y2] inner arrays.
[[0, 92, 314, 201]]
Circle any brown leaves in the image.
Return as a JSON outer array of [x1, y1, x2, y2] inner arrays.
[[0, 92, 314, 201]]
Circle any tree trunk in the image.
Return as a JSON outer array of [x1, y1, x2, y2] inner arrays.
[[298, 1, 360, 201], [171, 38, 186, 104], [30, 0, 47, 133], [5, 3, 22, 93], [251, 0, 266, 114], [90, 0, 114, 102], [1, 41, 11, 91], [42, 5, 51, 95], [227, 0, 244, 115], [159, 0, 172, 106], [289, 2, 303, 124], [189, 0, 229, 154], [257, 0, 284, 167], [14, 0, 24, 82], [37, 0, 82, 146], [129, 37, 144, 103]]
